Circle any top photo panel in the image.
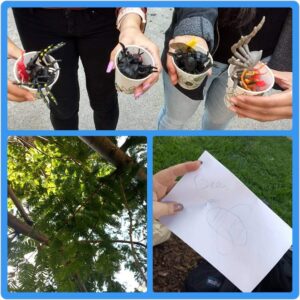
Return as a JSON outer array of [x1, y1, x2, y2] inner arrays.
[[6, 4, 294, 131]]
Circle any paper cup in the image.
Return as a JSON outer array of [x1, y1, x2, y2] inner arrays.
[[224, 63, 275, 107], [13, 51, 60, 98], [172, 45, 213, 90], [115, 45, 155, 94]]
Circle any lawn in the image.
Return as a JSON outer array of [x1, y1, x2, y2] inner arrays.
[[153, 136, 292, 292], [153, 136, 292, 226]]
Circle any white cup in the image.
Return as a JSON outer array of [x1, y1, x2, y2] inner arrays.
[[172, 45, 213, 90], [13, 51, 60, 98], [224, 63, 275, 107], [115, 45, 155, 94]]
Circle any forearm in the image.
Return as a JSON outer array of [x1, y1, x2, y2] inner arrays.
[[173, 8, 218, 50], [8, 38, 23, 59]]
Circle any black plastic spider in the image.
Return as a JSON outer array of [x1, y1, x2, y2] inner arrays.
[[16, 42, 66, 108], [117, 43, 157, 79], [169, 42, 212, 74]]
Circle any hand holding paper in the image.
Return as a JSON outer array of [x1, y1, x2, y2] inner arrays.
[[153, 160, 201, 219], [160, 151, 292, 292]]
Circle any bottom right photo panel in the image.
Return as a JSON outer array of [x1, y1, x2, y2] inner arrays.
[[153, 136, 292, 293]]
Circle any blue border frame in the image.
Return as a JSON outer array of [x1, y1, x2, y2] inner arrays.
[[1, 1, 299, 299]]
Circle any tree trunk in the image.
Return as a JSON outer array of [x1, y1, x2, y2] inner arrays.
[[79, 137, 132, 168], [8, 213, 49, 245], [79, 137, 147, 181]]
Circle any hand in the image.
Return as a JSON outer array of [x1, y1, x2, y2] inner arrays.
[[153, 160, 201, 219], [7, 38, 35, 102], [167, 35, 210, 85], [107, 14, 162, 99], [8, 80, 35, 102], [229, 70, 292, 121]]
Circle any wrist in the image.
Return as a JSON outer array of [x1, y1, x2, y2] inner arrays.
[[119, 26, 142, 43], [117, 8, 146, 32], [119, 13, 142, 32]]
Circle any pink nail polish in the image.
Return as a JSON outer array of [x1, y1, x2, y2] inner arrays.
[[143, 83, 151, 90], [106, 61, 114, 73], [134, 92, 143, 99]]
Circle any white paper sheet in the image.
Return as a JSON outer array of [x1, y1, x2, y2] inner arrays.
[[160, 151, 292, 292]]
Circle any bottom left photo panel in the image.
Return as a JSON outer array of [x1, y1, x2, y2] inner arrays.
[[6, 136, 147, 293]]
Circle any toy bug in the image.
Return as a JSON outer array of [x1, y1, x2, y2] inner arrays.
[[169, 38, 213, 74], [228, 17, 267, 91], [117, 43, 158, 79], [16, 42, 66, 108]]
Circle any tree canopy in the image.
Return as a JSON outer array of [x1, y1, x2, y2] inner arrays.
[[7, 136, 147, 292]]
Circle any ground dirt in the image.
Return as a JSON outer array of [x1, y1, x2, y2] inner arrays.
[[153, 234, 202, 292]]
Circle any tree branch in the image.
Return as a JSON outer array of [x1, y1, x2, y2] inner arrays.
[[8, 186, 33, 226], [8, 213, 49, 245], [74, 272, 88, 292], [120, 137, 146, 152], [119, 177, 147, 283], [80, 239, 146, 248], [79, 137, 146, 181], [79, 137, 132, 169]]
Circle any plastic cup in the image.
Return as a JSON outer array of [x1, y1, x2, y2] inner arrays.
[[13, 51, 60, 99], [172, 45, 213, 90], [224, 63, 275, 107], [115, 45, 155, 94]]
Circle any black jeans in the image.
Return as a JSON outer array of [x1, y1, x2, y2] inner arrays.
[[13, 8, 119, 130]]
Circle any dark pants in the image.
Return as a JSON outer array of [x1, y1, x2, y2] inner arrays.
[[13, 8, 119, 130]]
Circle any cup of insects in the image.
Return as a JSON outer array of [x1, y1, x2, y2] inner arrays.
[[13, 51, 60, 100], [114, 45, 155, 94], [172, 44, 213, 90], [224, 62, 275, 107]]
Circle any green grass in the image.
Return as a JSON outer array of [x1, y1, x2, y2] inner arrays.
[[154, 136, 292, 226]]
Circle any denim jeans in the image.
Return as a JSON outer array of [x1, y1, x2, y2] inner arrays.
[[158, 61, 235, 130]]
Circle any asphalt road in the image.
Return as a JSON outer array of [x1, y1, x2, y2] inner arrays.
[[7, 8, 292, 130]]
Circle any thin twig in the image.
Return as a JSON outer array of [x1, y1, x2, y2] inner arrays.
[[119, 177, 147, 283], [80, 239, 146, 248]]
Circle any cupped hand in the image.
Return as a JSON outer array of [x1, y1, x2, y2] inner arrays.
[[229, 70, 292, 121], [167, 35, 210, 86], [153, 160, 201, 219], [8, 80, 35, 102], [108, 27, 162, 99]]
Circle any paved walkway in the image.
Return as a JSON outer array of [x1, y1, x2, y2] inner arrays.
[[7, 8, 291, 130]]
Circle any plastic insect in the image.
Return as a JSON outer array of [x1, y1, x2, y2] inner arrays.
[[237, 63, 267, 92], [228, 17, 266, 91], [15, 42, 66, 107], [117, 43, 158, 79], [169, 38, 212, 74], [17, 51, 29, 82]]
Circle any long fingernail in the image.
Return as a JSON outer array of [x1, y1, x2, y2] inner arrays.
[[106, 61, 114, 73], [134, 92, 143, 99], [143, 83, 151, 91], [174, 203, 184, 212]]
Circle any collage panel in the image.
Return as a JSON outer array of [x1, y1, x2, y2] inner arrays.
[[1, 1, 299, 299], [153, 136, 293, 293], [6, 5, 293, 130], [6, 136, 147, 293]]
